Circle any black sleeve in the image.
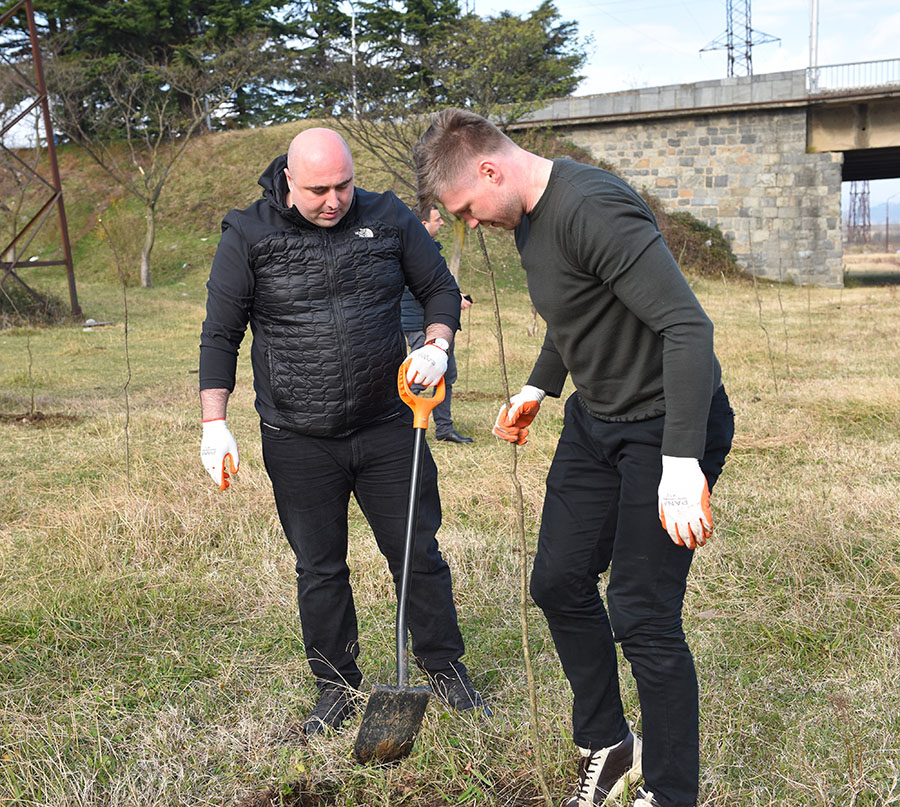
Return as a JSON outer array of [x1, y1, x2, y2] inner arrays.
[[199, 216, 254, 391], [396, 198, 461, 332], [609, 238, 716, 456], [527, 331, 569, 397], [571, 194, 717, 456]]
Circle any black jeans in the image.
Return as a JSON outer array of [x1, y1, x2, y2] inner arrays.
[[530, 387, 734, 807], [260, 409, 466, 691]]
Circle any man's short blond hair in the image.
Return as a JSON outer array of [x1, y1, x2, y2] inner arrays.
[[414, 108, 514, 208]]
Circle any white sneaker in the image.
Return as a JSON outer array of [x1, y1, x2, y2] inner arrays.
[[634, 786, 661, 806], [564, 730, 643, 806]]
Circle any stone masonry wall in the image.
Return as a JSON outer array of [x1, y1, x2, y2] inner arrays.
[[558, 108, 845, 286]]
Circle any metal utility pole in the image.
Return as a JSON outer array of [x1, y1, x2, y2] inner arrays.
[[350, 3, 358, 120], [848, 181, 871, 245], [701, 0, 780, 77], [886, 193, 899, 253], [808, 0, 820, 91], [0, 0, 81, 318]]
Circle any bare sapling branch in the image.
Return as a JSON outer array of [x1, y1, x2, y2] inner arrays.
[[752, 272, 779, 395], [476, 226, 552, 807], [99, 216, 132, 487]]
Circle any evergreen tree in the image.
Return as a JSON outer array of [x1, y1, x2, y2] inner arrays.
[[31, 0, 293, 128], [435, 1, 587, 122], [356, 0, 461, 110], [284, 0, 353, 118]]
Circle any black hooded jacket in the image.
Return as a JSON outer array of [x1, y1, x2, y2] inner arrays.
[[199, 154, 461, 437]]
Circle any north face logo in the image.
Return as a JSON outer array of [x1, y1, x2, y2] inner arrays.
[[355, 228, 374, 238]]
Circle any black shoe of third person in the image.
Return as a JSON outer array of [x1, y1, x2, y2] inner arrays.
[[302, 684, 357, 736], [426, 662, 491, 717], [435, 429, 474, 444]]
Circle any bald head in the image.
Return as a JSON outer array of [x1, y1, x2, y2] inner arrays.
[[284, 128, 355, 228]]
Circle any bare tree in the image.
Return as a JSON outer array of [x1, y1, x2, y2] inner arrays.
[[47, 39, 265, 287]]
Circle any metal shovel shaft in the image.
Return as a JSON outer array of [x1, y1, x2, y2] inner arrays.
[[353, 364, 445, 764], [397, 426, 425, 686]]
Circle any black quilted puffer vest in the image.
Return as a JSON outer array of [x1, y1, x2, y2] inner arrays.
[[250, 212, 407, 437]]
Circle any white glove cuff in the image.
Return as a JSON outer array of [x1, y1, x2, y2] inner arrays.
[[425, 336, 450, 353], [661, 455, 701, 472], [520, 384, 546, 403], [202, 418, 228, 436]]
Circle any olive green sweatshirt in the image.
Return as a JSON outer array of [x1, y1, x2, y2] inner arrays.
[[518, 159, 722, 458]]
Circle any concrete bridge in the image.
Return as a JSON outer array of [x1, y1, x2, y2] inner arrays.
[[509, 60, 900, 286]]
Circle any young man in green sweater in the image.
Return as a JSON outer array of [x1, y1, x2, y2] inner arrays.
[[414, 110, 734, 807]]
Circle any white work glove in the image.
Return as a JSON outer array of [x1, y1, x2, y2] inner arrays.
[[493, 385, 545, 445], [405, 338, 449, 387], [201, 418, 239, 490], [657, 455, 712, 549]]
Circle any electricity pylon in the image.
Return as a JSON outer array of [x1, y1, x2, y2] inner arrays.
[[701, 0, 780, 77], [848, 181, 872, 245]]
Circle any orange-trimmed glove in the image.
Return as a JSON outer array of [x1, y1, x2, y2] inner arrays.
[[201, 418, 239, 490], [658, 455, 712, 549], [405, 337, 449, 387], [493, 385, 545, 446]]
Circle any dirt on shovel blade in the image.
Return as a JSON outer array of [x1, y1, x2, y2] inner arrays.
[[354, 684, 430, 764]]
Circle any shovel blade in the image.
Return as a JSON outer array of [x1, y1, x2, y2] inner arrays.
[[353, 684, 430, 764]]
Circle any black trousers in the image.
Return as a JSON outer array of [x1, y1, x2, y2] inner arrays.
[[260, 409, 466, 691], [530, 387, 734, 807]]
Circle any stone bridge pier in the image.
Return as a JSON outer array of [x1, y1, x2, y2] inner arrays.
[[510, 66, 900, 287]]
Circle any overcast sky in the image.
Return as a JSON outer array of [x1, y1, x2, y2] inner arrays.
[[473, 0, 900, 206]]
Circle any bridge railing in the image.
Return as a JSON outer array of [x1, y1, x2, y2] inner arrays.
[[807, 58, 900, 94]]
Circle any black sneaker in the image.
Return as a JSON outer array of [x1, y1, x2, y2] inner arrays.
[[633, 787, 661, 806], [564, 730, 643, 806], [426, 663, 491, 716], [302, 684, 357, 736]]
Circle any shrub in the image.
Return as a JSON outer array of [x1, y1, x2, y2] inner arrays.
[[0, 280, 66, 328]]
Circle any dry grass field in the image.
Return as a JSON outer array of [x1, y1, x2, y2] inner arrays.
[[1, 124, 899, 806], [843, 251, 900, 286]]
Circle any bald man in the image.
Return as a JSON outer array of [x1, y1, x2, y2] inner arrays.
[[199, 128, 485, 735]]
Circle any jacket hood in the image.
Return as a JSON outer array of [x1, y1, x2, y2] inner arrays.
[[258, 153, 358, 229], [258, 154, 290, 211]]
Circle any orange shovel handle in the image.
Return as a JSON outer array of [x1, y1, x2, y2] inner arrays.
[[398, 358, 446, 429]]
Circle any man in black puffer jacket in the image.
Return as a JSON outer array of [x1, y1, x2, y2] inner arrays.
[[199, 128, 486, 735]]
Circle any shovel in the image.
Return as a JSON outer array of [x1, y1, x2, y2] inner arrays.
[[353, 358, 446, 764]]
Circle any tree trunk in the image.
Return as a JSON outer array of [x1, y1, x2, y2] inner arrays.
[[140, 205, 155, 288]]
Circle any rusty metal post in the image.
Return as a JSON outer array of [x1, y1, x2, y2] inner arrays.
[[1, 0, 81, 318]]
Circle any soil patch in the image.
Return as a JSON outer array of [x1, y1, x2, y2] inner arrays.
[[0, 411, 83, 427], [239, 773, 544, 807]]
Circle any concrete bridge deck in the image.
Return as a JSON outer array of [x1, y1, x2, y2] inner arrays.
[[508, 61, 900, 286]]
